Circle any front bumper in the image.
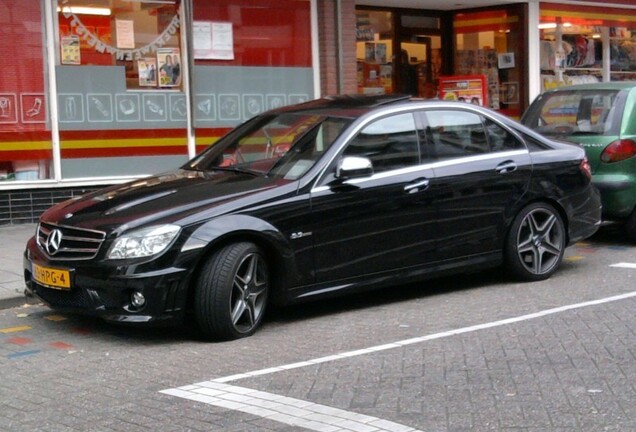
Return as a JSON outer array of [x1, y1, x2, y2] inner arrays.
[[23, 237, 190, 325]]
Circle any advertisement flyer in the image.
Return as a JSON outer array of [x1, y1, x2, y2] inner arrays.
[[157, 48, 181, 87], [138, 58, 157, 87], [61, 35, 80, 65]]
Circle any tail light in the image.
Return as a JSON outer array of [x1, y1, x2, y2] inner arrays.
[[600, 139, 636, 163], [580, 156, 592, 180]]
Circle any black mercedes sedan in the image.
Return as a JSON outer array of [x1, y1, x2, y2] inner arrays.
[[24, 95, 601, 340]]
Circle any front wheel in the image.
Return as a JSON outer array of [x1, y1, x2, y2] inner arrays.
[[194, 242, 269, 340], [505, 202, 566, 281]]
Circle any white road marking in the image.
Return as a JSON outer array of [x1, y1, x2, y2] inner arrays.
[[610, 262, 636, 269], [162, 290, 636, 431], [161, 382, 421, 432]]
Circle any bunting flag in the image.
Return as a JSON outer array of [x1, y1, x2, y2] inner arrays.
[[60, 8, 181, 61]]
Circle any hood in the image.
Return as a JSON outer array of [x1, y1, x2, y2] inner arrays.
[[40, 169, 289, 233]]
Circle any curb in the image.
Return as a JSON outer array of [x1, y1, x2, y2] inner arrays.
[[0, 295, 31, 310]]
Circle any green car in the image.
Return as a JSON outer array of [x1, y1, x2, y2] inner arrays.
[[522, 82, 636, 242]]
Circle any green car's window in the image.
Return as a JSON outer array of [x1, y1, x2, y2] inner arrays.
[[529, 90, 619, 136]]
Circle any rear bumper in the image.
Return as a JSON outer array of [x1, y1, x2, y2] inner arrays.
[[565, 185, 602, 244], [593, 173, 636, 219]]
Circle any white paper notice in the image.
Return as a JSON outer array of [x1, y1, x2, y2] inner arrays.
[[116, 19, 135, 49], [212, 22, 233, 51], [193, 21, 212, 50], [193, 21, 234, 60]]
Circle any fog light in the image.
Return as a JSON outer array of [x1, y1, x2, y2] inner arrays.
[[131, 291, 146, 308]]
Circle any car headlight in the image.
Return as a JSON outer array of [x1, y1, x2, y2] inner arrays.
[[107, 224, 181, 259]]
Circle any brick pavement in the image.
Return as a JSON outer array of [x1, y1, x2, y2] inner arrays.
[[0, 224, 37, 309], [1, 224, 635, 431]]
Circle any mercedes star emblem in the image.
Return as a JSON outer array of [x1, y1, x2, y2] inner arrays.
[[45, 229, 63, 255]]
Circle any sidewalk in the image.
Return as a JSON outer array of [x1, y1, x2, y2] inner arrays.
[[0, 223, 37, 309]]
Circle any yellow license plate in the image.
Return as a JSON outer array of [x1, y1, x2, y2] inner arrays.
[[32, 264, 71, 290]]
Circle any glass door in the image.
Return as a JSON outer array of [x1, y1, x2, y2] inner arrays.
[[399, 36, 438, 98]]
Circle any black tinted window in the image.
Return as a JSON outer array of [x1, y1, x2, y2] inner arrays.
[[423, 110, 488, 160], [422, 110, 522, 161], [343, 113, 420, 173], [484, 118, 523, 151]]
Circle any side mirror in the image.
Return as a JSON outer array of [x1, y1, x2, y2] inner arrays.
[[336, 156, 373, 179]]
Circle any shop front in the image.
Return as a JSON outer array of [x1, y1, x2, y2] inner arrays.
[[2, 0, 636, 225], [538, 1, 636, 91], [354, 3, 527, 118], [0, 0, 315, 223], [354, 1, 636, 117]]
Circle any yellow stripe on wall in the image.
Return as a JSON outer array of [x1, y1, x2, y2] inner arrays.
[[541, 8, 636, 23], [0, 141, 51, 151], [454, 16, 519, 28], [59, 137, 187, 149]]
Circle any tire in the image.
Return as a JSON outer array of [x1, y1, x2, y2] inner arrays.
[[505, 202, 566, 281], [626, 208, 636, 244], [194, 242, 269, 340]]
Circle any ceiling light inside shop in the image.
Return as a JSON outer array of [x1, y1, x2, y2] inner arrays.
[[538, 22, 572, 30], [122, 0, 176, 4], [57, 6, 111, 16]]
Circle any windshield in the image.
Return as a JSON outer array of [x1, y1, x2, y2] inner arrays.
[[524, 90, 620, 137], [186, 113, 351, 179]]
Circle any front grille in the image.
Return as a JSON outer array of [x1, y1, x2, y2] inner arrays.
[[37, 222, 106, 261], [32, 283, 92, 308]]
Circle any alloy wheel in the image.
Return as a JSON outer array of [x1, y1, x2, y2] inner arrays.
[[516, 207, 564, 275]]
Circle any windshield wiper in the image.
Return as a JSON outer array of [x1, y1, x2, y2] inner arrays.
[[208, 166, 264, 176]]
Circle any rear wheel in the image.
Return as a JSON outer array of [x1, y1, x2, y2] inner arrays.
[[505, 202, 565, 281], [194, 242, 269, 340]]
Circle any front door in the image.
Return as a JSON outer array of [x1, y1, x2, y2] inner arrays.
[[310, 112, 437, 284]]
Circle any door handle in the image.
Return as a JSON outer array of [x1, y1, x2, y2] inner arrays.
[[404, 179, 430, 193], [495, 160, 517, 174]]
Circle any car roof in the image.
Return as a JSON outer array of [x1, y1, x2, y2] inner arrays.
[[269, 94, 525, 130], [271, 94, 414, 118]]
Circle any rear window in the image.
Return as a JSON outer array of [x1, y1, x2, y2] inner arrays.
[[523, 90, 620, 137]]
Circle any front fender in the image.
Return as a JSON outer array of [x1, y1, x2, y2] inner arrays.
[[181, 214, 299, 301]]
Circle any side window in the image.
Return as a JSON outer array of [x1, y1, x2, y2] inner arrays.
[[484, 118, 524, 151], [343, 113, 420, 173], [422, 110, 523, 160]]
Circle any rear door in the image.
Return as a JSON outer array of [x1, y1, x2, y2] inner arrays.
[[420, 108, 532, 259]]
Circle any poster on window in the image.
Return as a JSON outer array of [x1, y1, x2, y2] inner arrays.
[[193, 21, 234, 60], [61, 35, 81, 65], [115, 19, 135, 49], [138, 58, 157, 87], [157, 48, 181, 87]]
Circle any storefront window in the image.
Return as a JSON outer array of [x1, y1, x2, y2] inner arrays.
[[191, 0, 313, 155], [0, 0, 51, 181], [355, 9, 443, 98], [55, 0, 188, 180], [539, 2, 636, 90], [454, 7, 525, 116], [355, 10, 394, 95]]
